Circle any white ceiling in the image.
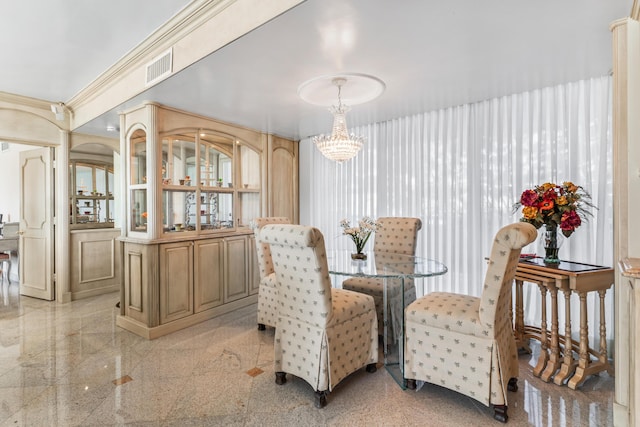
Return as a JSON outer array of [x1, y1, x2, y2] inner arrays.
[[0, 0, 631, 141]]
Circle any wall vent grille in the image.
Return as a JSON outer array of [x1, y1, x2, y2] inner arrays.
[[145, 48, 173, 86], [1, 142, 9, 152]]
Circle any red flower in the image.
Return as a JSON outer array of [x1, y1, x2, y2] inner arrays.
[[520, 189, 538, 207], [560, 210, 581, 231]]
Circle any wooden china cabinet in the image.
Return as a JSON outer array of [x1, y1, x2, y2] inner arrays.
[[116, 103, 298, 338]]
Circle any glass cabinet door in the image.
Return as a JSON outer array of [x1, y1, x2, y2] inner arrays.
[[131, 188, 148, 232], [160, 131, 236, 234], [70, 160, 115, 228], [237, 144, 261, 227], [162, 189, 194, 232], [129, 129, 147, 233], [200, 191, 234, 229], [131, 131, 147, 186], [199, 133, 232, 188], [162, 134, 196, 187]]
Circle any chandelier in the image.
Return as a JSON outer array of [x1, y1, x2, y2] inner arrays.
[[312, 77, 365, 163]]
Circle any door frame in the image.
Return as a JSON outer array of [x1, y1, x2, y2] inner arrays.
[[0, 101, 71, 302]]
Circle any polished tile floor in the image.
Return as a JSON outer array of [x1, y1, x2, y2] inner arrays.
[[0, 279, 614, 426]]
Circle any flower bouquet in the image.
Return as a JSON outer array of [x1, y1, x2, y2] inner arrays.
[[340, 217, 378, 259], [515, 181, 594, 263]]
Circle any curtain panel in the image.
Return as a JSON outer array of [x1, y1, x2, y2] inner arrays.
[[303, 75, 613, 342]]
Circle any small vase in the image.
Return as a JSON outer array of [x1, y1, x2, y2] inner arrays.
[[542, 224, 563, 264], [351, 252, 367, 260]]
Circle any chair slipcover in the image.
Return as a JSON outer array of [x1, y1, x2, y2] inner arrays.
[[342, 217, 422, 340], [260, 224, 378, 406], [404, 222, 537, 422], [252, 217, 290, 329]]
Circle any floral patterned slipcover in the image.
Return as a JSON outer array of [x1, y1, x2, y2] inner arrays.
[[260, 224, 378, 393], [404, 222, 537, 410], [343, 217, 422, 339], [251, 217, 290, 328]]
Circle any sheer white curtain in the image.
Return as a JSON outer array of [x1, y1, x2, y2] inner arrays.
[[301, 75, 613, 341]]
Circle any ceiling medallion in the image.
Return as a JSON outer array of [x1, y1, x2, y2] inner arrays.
[[298, 73, 385, 163]]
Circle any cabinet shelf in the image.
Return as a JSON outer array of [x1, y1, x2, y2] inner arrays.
[[70, 160, 115, 228]]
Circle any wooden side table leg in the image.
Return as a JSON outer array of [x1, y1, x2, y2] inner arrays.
[[541, 285, 560, 382], [597, 289, 614, 376], [554, 287, 576, 385], [514, 279, 530, 353], [533, 284, 548, 377], [569, 291, 590, 389]]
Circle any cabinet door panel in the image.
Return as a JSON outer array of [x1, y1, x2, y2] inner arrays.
[[195, 239, 223, 312], [224, 236, 248, 302], [159, 242, 193, 324]]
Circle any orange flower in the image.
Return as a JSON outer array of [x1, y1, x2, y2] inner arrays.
[[522, 206, 538, 219], [556, 196, 568, 206], [563, 181, 578, 193], [141, 212, 148, 218], [539, 200, 554, 211]]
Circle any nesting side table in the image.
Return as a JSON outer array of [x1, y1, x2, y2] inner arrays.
[[513, 257, 614, 389]]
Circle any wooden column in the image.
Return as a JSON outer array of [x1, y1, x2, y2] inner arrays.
[[612, 5, 640, 425]]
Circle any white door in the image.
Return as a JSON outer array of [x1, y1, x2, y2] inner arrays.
[[19, 147, 54, 300]]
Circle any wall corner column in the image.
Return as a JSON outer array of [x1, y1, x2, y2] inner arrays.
[[56, 130, 72, 303], [611, 15, 640, 427]]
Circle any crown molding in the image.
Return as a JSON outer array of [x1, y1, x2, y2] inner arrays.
[[0, 91, 54, 111], [67, 0, 232, 108], [67, 0, 304, 130]]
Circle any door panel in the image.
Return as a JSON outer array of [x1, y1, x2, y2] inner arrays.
[[224, 236, 248, 303], [19, 147, 54, 300], [194, 239, 223, 312], [159, 242, 193, 324]]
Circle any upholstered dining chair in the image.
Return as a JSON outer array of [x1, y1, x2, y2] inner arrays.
[[342, 217, 422, 340], [260, 224, 378, 408], [251, 217, 290, 330], [404, 222, 537, 423]]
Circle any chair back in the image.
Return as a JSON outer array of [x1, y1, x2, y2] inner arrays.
[[2, 222, 19, 239], [374, 217, 422, 255], [479, 222, 537, 328], [252, 217, 290, 280], [260, 224, 332, 328]]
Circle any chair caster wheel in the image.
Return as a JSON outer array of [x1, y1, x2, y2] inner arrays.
[[314, 391, 327, 408], [493, 405, 508, 423], [275, 372, 286, 385]]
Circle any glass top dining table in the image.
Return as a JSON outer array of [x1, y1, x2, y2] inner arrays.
[[326, 250, 448, 388], [327, 250, 447, 279]]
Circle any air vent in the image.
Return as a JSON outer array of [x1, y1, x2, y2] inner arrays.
[[145, 48, 173, 86], [1, 142, 9, 152]]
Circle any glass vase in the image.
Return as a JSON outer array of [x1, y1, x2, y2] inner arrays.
[[542, 224, 563, 264]]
